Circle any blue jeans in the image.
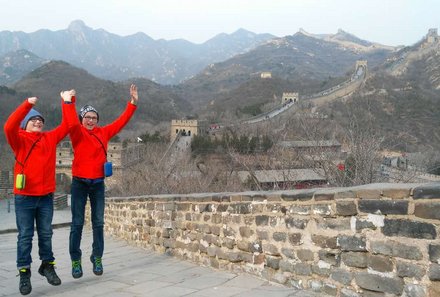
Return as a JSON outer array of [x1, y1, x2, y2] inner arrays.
[[15, 194, 55, 269], [69, 177, 105, 261]]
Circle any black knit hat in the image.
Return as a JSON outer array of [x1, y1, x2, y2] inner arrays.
[[79, 105, 99, 122]]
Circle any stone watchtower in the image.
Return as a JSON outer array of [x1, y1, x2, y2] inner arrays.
[[427, 28, 439, 44], [170, 120, 200, 142], [281, 92, 299, 104]]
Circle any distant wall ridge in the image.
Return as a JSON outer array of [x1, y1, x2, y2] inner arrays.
[[97, 182, 440, 297]]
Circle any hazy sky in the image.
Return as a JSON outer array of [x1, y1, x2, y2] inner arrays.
[[0, 0, 438, 46]]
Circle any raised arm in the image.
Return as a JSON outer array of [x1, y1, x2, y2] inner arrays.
[[61, 89, 81, 129], [104, 84, 139, 138], [3, 97, 37, 150]]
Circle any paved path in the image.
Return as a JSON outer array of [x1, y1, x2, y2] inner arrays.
[[0, 199, 322, 297]]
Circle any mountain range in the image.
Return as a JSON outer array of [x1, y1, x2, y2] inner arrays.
[[1, 22, 439, 152], [0, 20, 274, 85]]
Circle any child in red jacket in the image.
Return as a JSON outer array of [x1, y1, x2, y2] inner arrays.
[[4, 96, 68, 295], [61, 85, 138, 278]]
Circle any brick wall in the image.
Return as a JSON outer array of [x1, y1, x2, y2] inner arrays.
[[95, 182, 440, 297]]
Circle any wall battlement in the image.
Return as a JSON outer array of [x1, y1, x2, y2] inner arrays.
[[95, 183, 440, 296]]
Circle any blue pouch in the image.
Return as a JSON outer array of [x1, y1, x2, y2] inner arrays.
[[104, 161, 113, 177]]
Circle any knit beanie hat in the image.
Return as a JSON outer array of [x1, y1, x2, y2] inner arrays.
[[20, 108, 45, 129], [79, 105, 99, 122]]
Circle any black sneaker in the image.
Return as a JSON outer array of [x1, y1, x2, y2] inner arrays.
[[71, 260, 83, 279], [18, 268, 32, 295], [90, 255, 103, 276], [38, 261, 61, 286]]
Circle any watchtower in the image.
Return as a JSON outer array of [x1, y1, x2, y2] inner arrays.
[[281, 92, 299, 104], [171, 119, 200, 142], [427, 28, 439, 43]]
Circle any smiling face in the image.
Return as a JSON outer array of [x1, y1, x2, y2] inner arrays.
[[82, 111, 98, 130], [25, 116, 44, 133]]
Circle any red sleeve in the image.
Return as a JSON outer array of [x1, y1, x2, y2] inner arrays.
[[46, 99, 70, 143], [3, 100, 33, 151], [102, 102, 137, 140]]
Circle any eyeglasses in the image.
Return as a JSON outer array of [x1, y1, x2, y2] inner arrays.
[[29, 118, 44, 123], [83, 116, 98, 121]]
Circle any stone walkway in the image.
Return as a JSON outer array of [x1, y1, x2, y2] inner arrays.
[[0, 199, 323, 297]]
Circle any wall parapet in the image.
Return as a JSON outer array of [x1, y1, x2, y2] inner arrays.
[[99, 182, 440, 296]]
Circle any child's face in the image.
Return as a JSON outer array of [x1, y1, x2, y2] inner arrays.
[[25, 117, 44, 133]]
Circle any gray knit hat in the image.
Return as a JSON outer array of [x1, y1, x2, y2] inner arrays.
[[79, 105, 99, 122]]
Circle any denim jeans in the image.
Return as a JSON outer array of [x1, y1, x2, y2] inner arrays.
[[69, 177, 105, 261], [15, 194, 55, 269]]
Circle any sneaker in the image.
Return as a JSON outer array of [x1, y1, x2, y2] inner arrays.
[[18, 268, 32, 295], [90, 255, 103, 276], [38, 261, 61, 286], [71, 260, 83, 279]]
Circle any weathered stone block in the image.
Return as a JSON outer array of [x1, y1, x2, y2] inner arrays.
[[228, 252, 242, 263], [222, 238, 235, 249], [355, 272, 404, 295], [355, 219, 376, 231], [413, 183, 440, 199], [340, 288, 361, 297], [317, 217, 351, 231], [296, 249, 314, 261], [281, 248, 296, 259], [279, 260, 294, 273], [403, 284, 426, 297], [240, 252, 253, 263], [311, 234, 337, 249], [337, 235, 367, 251], [319, 250, 341, 266], [331, 268, 353, 285], [323, 283, 338, 296], [239, 226, 253, 238], [288, 205, 311, 215], [382, 219, 436, 239], [336, 201, 357, 216], [211, 226, 221, 236], [222, 226, 236, 237], [341, 251, 368, 268], [249, 241, 262, 253], [288, 233, 302, 245], [256, 215, 269, 226], [294, 263, 312, 275], [262, 243, 280, 256], [314, 193, 335, 201], [396, 261, 425, 279], [429, 244, 440, 263], [273, 232, 287, 242], [367, 254, 393, 272], [313, 204, 332, 216], [285, 217, 308, 229], [281, 191, 314, 201], [312, 263, 331, 276], [256, 229, 269, 240], [359, 200, 408, 215], [237, 240, 250, 252], [429, 263, 440, 280], [266, 256, 281, 270], [229, 203, 251, 214], [415, 202, 440, 220]]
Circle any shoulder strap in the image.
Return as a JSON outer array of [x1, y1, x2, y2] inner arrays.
[[15, 136, 43, 172], [91, 133, 108, 160]]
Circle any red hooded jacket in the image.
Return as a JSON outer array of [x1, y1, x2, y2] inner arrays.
[[64, 100, 137, 179], [4, 100, 69, 196]]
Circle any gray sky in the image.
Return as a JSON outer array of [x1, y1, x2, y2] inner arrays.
[[0, 0, 438, 46]]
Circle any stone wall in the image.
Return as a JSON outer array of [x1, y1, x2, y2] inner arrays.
[[97, 182, 440, 297]]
